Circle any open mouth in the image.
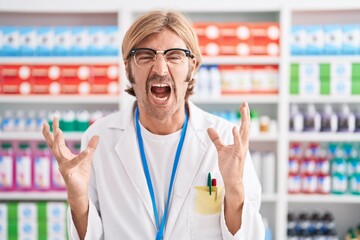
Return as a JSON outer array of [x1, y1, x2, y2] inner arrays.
[[150, 83, 171, 101]]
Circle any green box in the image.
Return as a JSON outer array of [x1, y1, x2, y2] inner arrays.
[[290, 81, 299, 95], [320, 82, 330, 95], [320, 63, 330, 77], [352, 63, 360, 78], [352, 82, 360, 95], [290, 63, 299, 78]]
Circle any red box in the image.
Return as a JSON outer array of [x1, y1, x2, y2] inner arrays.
[[249, 22, 280, 41], [250, 38, 279, 56], [193, 22, 220, 40], [60, 65, 91, 95], [1, 65, 31, 94], [220, 22, 251, 41], [91, 65, 119, 94], [31, 65, 61, 95]]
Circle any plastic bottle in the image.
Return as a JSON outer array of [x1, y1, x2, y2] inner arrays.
[[250, 109, 260, 136], [263, 218, 272, 240], [61, 110, 76, 132], [320, 104, 338, 132], [75, 110, 90, 132], [15, 142, 33, 190], [289, 104, 304, 132], [25, 110, 37, 131], [195, 66, 210, 97], [338, 104, 355, 132], [33, 142, 51, 191], [208, 65, 222, 97], [2, 110, 15, 132], [14, 110, 26, 131], [262, 152, 276, 194], [0, 142, 15, 191], [303, 104, 321, 132]]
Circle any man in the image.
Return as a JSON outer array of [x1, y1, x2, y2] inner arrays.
[[42, 10, 264, 239]]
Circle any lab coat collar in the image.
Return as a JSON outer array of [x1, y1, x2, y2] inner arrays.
[[112, 100, 212, 238]]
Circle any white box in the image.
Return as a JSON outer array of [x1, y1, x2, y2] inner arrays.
[[331, 62, 351, 78], [2, 26, 20, 56], [18, 220, 38, 239], [72, 26, 89, 56], [89, 26, 106, 56], [331, 77, 351, 96], [306, 25, 325, 55], [300, 78, 320, 96], [18, 203, 37, 220], [300, 63, 319, 79], [47, 219, 66, 236], [55, 26, 72, 56], [47, 202, 66, 220]]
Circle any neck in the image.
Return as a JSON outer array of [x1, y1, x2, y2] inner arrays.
[[137, 105, 187, 135]]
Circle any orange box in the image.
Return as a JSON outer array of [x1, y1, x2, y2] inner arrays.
[[193, 22, 220, 40], [31, 65, 61, 95], [219, 22, 251, 41], [250, 38, 279, 56], [218, 37, 252, 56], [60, 65, 91, 95], [249, 22, 280, 41], [91, 64, 119, 94], [1, 65, 31, 94], [198, 37, 220, 56]]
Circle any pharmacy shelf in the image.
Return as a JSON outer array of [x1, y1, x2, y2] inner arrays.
[[250, 133, 278, 142], [0, 191, 67, 201], [262, 194, 278, 202], [288, 194, 360, 204], [202, 56, 280, 65], [290, 56, 360, 63], [288, 0, 360, 11], [289, 96, 360, 104], [191, 95, 279, 104], [0, 57, 119, 65], [0, 131, 83, 141], [0, 95, 119, 104], [289, 132, 360, 142]]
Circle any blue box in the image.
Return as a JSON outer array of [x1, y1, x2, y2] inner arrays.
[[324, 25, 342, 55], [72, 26, 90, 56], [306, 25, 325, 55], [342, 24, 359, 55], [20, 27, 37, 56], [291, 26, 307, 55], [55, 26, 72, 56], [36, 27, 55, 56], [2, 27, 20, 56], [103, 26, 119, 56], [89, 26, 106, 56]]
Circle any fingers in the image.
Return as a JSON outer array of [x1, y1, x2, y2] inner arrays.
[[239, 102, 250, 144], [42, 121, 54, 148], [87, 135, 99, 152], [207, 128, 224, 151], [63, 136, 99, 169]]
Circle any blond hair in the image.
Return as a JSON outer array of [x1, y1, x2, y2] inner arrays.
[[122, 10, 202, 98]]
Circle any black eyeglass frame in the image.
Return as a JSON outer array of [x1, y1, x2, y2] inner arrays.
[[128, 47, 195, 59]]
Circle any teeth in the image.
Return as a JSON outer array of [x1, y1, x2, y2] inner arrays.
[[152, 83, 169, 87], [154, 95, 168, 101]]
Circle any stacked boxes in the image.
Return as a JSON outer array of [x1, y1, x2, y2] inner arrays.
[[290, 62, 360, 96], [0, 26, 119, 57], [0, 64, 119, 95], [291, 24, 360, 55], [0, 202, 67, 240], [193, 22, 280, 57]]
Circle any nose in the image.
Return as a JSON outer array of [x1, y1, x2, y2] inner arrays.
[[151, 53, 168, 76]]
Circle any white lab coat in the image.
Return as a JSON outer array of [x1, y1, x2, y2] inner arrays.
[[68, 100, 264, 240]]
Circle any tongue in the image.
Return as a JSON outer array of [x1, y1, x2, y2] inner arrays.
[[152, 87, 169, 99]]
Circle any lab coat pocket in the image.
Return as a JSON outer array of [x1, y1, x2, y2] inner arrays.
[[188, 186, 223, 239]]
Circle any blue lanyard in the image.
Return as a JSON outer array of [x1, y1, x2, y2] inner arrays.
[[135, 106, 188, 240]]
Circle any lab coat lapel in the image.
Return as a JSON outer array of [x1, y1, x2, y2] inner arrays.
[[164, 102, 210, 239], [112, 102, 157, 229]]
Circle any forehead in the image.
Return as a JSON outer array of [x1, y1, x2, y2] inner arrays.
[[137, 28, 187, 50]]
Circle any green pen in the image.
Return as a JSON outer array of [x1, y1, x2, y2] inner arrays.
[[208, 172, 212, 195]]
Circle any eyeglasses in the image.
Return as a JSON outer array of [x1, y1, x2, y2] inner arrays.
[[129, 48, 194, 69]]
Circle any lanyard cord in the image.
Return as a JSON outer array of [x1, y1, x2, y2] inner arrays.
[[135, 106, 188, 240]]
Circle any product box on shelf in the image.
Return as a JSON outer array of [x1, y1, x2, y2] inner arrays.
[[0, 65, 31, 94], [59, 65, 91, 94], [31, 65, 61, 95], [306, 26, 325, 55], [1, 27, 20, 56], [103, 26, 119, 56], [291, 26, 307, 55], [36, 27, 55, 56], [324, 25, 343, 55], [342, 24, 360, 55], [220, 65, 252, 94], [91, 64, 119, 94], [19, 27, 37, 56], [72, 26, 90, 56], [55, 26, 72, 56]]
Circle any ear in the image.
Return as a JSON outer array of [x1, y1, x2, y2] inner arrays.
[[190, 58, 197, 79]]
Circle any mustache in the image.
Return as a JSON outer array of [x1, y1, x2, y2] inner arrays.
[[146, 74, 176, 92]]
